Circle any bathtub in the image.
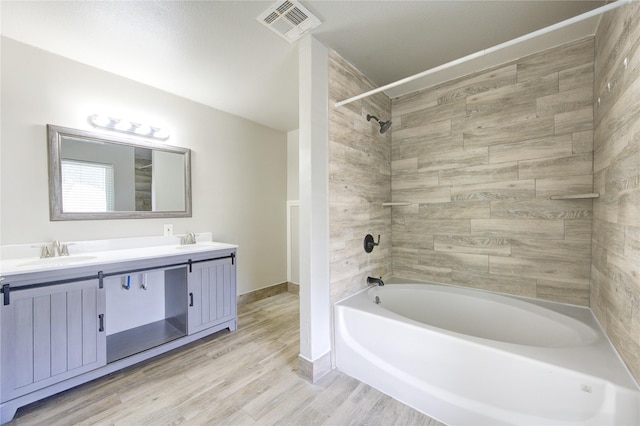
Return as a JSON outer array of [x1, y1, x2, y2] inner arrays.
[[334, 283, 640, 425]]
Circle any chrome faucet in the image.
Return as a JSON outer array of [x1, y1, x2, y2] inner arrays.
[[367, 276, 384, 286], [182, 232, 197, 245], [39, 240, 70, 258], [52, 240, 62, 257]]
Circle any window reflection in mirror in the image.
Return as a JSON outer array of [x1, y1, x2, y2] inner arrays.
[[47, 124, 191, 220], [61, 159, 115, 212]]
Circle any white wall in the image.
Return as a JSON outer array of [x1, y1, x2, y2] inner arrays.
[[0, 37, 287, 295], [287, 129, 299, 201], [152, 149, 185, 211], [287, 129, 300, 284], [289, 205, 300, 284], [298, 36, 331, 374]]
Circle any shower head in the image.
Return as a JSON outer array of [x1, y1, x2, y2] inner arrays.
[[366, 114, 392, 134], [379, 119, 392, 134]]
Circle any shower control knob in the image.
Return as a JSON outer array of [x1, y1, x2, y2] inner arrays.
[[364, 234, 380, 253]]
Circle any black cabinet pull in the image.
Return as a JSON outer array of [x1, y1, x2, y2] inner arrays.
[[189, 292, 194, 307], [2, 284, 10, 306], [98, 314, 104, 332]]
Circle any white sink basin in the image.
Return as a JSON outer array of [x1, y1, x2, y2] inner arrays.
[[18, 255, 98, 267]]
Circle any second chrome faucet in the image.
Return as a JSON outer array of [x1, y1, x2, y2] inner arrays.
[[181, 232, 197, 245], [39, 240, 70, 258]]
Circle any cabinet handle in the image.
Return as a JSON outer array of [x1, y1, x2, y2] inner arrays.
[[189, 292, 194, 307], [98, 314, 104, 332], [2, 283, 9, 306]]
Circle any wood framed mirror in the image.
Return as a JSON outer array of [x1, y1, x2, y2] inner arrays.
[[47, 124, 192, 220]]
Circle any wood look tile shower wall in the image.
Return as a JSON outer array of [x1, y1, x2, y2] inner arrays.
[[391, 38, 596, 306], [592, 2, 640, 381], [328, 51, 392, 304]]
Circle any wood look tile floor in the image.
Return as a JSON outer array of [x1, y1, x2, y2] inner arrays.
[[8, 292, 443, 425]]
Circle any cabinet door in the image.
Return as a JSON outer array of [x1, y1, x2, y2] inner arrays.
[[187, 257, 236, 334], [1, 279, 106, 402]]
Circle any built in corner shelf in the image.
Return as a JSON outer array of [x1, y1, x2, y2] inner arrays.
[[549, 193, 600, 200], [382, 202, 412, 206]]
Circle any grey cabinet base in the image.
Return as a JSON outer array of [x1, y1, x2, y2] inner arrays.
[[0, 318, 237, 424], [107, 318, 186, 363]]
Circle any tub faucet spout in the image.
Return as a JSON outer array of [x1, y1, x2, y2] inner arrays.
[[367, 276, 384, 286]]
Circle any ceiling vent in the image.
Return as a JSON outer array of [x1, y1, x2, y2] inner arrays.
[[257, 0, 321, 43]]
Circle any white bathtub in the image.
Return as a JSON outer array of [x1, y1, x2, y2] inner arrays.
[[334, 283, 640, 425]]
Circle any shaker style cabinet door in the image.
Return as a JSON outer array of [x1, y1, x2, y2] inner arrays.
[[187, 257, 236, 335], [1, 279, 106, 402]]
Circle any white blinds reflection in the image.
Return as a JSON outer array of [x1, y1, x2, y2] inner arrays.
[[61, 159, 114, 212]]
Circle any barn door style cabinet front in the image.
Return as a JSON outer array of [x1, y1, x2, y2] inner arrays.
[[188, 255, 237, 335], [0, 244, 237, 423], [1, 278, 106, 402]]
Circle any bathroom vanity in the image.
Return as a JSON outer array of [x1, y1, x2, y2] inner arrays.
[[0, 237, 237, 423]]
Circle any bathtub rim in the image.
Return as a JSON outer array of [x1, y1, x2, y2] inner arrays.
[[368, 282, 599, 348], [336, 276, 596, 325]]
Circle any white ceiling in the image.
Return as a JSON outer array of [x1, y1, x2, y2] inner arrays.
[[1, 1, 604, 132]]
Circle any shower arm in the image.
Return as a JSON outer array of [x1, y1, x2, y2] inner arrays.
[[366, 114, 392, 134], [366, 114, 381, 123]]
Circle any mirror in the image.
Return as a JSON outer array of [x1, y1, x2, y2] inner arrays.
[[47, 124, 191, 220]]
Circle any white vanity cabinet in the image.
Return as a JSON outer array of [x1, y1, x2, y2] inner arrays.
[[0, 244, 237, 424], [0, 278, 106, 402], [188, 256, 237, 334]]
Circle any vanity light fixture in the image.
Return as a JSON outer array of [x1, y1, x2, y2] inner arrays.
[[88, 114, 170, 140]]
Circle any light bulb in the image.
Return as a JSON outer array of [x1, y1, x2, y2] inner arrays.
[[135, 124, 152, 135], [115, 120, 132, 131], [153, 128, 170, 140], [90, 114, 111, 127]]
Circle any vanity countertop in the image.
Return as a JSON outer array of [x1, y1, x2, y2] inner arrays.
[[0, 235, 237, 279]]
